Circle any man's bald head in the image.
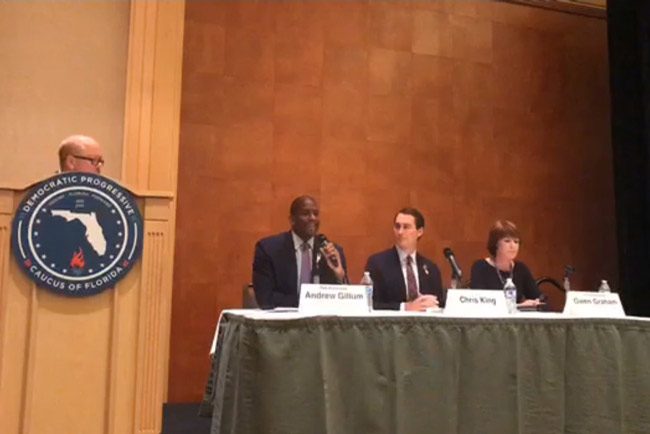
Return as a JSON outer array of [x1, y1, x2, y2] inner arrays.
[[58, 134, 104, 174]]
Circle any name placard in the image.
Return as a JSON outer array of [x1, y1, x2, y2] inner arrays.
[[298, 284, 369, 315], [563, 291, 626, 317], [444, 289, 509, 316]]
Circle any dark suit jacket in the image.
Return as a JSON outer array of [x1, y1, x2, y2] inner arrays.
[[365, 247, 444, 310], [253, 231, 348, 309]]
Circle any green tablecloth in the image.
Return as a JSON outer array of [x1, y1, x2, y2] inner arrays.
[[206, 312, 650, 434]]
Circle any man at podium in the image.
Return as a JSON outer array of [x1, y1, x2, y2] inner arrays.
[[58, 134, 104, 174], [252, 195, 348, 309]]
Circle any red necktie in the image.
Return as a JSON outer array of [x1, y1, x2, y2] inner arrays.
[[406, 256, 418, 301]]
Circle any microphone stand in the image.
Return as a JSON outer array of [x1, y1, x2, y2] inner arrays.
[[450, 271, 461, 289], [563, 265, 575, 291]]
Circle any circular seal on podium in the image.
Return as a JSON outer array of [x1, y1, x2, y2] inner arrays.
[[11, 173, 143, 297]]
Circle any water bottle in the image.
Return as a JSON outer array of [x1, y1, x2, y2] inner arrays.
[[360, 271, 373, 312], [503, 278, 517, 314], [598, 280, 611, 293]]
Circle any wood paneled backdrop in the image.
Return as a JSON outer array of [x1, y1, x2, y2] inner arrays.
[[170, 1, 614, 402]]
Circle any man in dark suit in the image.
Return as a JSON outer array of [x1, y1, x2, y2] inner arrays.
[[253, 195, 348, 309], [365, 208, 444, 311]]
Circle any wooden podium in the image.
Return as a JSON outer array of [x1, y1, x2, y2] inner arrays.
[[0, 182, 175, 434], [0, 0, 185, 431]]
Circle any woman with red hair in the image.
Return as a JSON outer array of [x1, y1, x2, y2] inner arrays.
[[470, 220, 543, 308]]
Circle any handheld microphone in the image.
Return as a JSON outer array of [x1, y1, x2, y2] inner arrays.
[[317, 234, 339, 267], [443, 247, 463, 279]]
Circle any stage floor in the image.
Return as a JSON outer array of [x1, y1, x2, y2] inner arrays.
[[162, 403, 211, 434]]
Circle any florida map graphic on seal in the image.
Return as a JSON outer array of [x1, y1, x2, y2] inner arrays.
[[12, 173, 143, 297]]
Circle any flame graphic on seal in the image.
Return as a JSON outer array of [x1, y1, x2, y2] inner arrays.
[[70, 248, 85, 269]]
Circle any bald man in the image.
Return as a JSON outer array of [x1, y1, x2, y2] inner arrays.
[[58, 134, 104, 174]]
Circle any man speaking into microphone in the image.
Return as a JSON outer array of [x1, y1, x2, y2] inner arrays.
[[365, 208, 444, 311], [252, 195, 348, 309]]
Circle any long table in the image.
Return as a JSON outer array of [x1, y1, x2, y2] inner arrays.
[[203, 310, 650, 434]]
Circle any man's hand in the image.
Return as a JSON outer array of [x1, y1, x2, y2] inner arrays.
[[405, 294, 438, 311], [321, 242, 345, 282], [517, 298, 544, 308]]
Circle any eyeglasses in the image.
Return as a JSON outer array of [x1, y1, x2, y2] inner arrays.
[[73, 155, 105, 167]]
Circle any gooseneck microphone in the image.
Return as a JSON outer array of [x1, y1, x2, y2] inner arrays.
[[443, 247, 463, 279], [564, 265, 576, 278], [563, 265, 575, 291], [317, 234, 339, 267]]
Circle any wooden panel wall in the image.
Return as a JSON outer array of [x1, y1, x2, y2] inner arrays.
[[0, 1, 129, 184], [170, 1, 614, 401]]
